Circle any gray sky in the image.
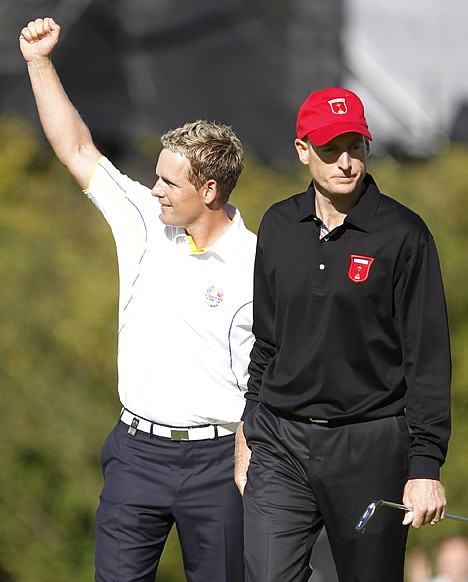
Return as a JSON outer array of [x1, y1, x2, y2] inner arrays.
[[343, 0, 468, 154]]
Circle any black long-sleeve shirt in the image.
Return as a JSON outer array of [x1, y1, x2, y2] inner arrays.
[[243, 174, 451, 479]]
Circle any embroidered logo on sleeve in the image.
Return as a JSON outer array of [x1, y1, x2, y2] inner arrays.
[[348, 255, 375, 283]]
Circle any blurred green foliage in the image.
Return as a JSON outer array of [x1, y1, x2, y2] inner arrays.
[[1, 116, 467, 580]]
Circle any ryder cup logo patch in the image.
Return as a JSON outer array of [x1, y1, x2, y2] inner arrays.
[[328, 98, 348, 115], [348, 255, 375, 283], [205, 285, 224, 307]]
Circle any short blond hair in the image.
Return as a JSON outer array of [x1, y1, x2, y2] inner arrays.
[[160, 120, 244, 205]]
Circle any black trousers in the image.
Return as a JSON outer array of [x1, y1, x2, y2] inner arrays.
[[95, 421, 244, 582], [243, 404, 410, 582]]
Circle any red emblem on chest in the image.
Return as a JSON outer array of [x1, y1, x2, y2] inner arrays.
[[348, 255, 375, 283]]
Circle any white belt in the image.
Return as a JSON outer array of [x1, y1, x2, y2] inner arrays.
[[120, 409, 239, 441]]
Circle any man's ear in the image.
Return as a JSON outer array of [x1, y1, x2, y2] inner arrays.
[[365, 139, 371, 157], [203, 179, 219, 205], [294, 138, 310, 165]]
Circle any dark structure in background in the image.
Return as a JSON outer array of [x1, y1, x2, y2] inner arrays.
[[0, 0, 343, 169], [450, 102, 468, 145]]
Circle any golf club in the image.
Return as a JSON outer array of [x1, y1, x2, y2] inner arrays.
[[355, 499, 468, 534]]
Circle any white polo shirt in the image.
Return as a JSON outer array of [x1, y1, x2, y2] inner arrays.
[[84, 157, 256, 426]]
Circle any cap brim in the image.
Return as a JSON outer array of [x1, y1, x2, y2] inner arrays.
[[307, 122, 373, 146]]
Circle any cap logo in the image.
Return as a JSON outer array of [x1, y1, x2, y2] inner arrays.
[[348, 255, 374, 283], [328, 98, 347, 115]]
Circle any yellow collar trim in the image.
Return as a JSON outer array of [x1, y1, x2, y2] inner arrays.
[[187, 235, 208, 254]]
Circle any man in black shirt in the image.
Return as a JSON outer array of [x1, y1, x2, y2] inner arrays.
[[235, 88, 451, 581]]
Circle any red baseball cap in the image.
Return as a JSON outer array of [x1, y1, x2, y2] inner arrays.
[[296, 88, 372, 146]]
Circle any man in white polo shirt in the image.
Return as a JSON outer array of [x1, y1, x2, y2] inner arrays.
[[20, 17, 256, 582]]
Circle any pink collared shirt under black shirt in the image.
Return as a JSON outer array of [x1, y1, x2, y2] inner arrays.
[[243, 174, 451, 481]]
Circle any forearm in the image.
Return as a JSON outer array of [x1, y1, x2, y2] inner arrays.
[[20, 18, 100, 188], [399, 238, 451, 471], [234, 421, 251, 495], [244, 228, 277, 411], [26, 56, 99, 186]]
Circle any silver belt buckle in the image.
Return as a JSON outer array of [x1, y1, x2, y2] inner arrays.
[[171, 429, 190, 441], [128, 417, 140, 436]]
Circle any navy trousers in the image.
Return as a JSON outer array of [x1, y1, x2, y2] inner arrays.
[[243, 404, 410, 582], [95, 421, 244, 582]]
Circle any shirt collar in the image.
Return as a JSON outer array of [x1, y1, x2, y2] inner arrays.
[[172, 204, 244, 262], [207, 206, 244, 262], [297, 173, 381, 233]]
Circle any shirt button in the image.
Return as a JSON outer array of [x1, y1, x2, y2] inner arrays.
[[319, 264, 325, 270]]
